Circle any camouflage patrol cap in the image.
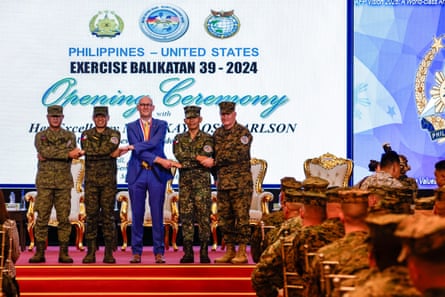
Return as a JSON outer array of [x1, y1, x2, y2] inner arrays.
[[302, 177, 329, 193], [370, 187, 414, 215], [301, 189, 327, 207], [338, 189, 370, 204], [47, 105, 63, 116], [93, 106, 109, 117], [283, 188, 305, 203], [184, 105, 201, 118], [325, 187, 348, 203], [218, 101, 235, 114], [415, 197, 435, 211], [280, 176, 302, 191], [395, 214, 445, 262], [367, 185, 389, 199]]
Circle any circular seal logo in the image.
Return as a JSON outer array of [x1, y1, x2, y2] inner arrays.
[[140, 5, 189, 42], [415, 35, 445, 143], [205, 10, 240, 39], [89, 11, 124, 38]]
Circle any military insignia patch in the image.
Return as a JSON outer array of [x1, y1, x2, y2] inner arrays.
[[415, 35, 445, 143], [110, 137, 119, 144], [139, 5, 189, 42], [203, 145, 213, 153], [240, 136, 249, 144], [205, 10, 240, 39], [89, 11, 124, 38]]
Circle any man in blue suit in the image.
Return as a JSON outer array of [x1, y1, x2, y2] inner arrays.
[[125, 96, 181, 264]]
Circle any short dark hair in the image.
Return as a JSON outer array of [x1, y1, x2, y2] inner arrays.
[[380, 151, 400, 168], [435, 160, 445, 171]]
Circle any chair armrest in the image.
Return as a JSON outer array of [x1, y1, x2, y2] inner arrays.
[[78, 192, 86, 222], [166, 192, 179, 223], [25, 191, 37, 225], [257, 191, 274, 215], [117, 192, 130, 222]]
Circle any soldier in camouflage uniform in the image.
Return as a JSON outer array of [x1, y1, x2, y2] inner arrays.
[[213, 102, 253, 264], [29, 105, 83, 263], [310, 189, 372, 297], [357, 150, 403, 190], [81, 106, 120, 264], [251, 185, 306, 297], [347, 213, 421, 297], [250, 177, 301, 263], [287, 180, 345, 297], [173, 105, 214, 264], [395, 214, 445, 296]]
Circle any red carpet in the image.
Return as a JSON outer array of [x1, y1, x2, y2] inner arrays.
[[16, 246, 256, 296]]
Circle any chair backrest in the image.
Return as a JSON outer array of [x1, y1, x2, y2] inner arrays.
[[71, 159, 85, 194], [250, 158, 268, 211], [303, 153, 353, 187]]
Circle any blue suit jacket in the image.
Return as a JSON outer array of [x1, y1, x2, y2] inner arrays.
[[125, 118, 173, 185]]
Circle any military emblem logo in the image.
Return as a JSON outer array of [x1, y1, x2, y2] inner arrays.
[[415, 35, 445, 142], [89, 11, 124, 38], [139, 5, 189, 42], [205, 10, 240, 39]]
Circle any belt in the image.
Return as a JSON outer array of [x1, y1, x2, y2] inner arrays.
[[141, 161, 152, 170]]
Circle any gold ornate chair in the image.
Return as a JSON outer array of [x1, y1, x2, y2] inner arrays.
[[211, 158, 274, 250], [303, 152, 353, 187], [117, 167, 179, 251], [25, 159, 86, 251]]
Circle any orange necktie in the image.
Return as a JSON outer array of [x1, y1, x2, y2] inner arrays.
[[143, 121, 150, 141]]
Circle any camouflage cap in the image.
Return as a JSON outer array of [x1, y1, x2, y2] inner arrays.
[[325, 187, 348, 203], [395, 214, 445, 261], [280, 176, 302, 192], [301, 190, 327, 207], [283, 188, 305, 203], [93, 106, 109, 117], [367, 185, 389, 198], [218, 101, 235, 114], [184, 105, 201, 118], [415, 197, 435, 211], [302, 177, 329, 193], [369, 187, 413, 215], [47, 105, 63, 116], [338, 189, 370, 204]]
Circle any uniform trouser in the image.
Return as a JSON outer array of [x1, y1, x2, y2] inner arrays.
[[179, 184, 211, 243], [34, 187, 71, 243], [217, 187, 252, 245], [128, 170, 166, 256], [84, 184, 116, 243]]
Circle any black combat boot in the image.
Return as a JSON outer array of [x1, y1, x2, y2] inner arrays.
[[103, 241, 116, 264], [200, 242, 211, 263], [29, 241, 46, 263], [82, 241, 96, 264], [58, 242, 74, 263], [180, 241, 194, 263]]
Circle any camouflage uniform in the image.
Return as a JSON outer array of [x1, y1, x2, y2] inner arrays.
[[348, 266, 421, 297], [357, 171, 403, 190], [173, 129, 214, 244], [81, 125, 120, 248], [251, 219, 303, 297], [288, 218, 345, 297], [310, 231, 370, 296], [34, 120, 76, 244], [250, 211, 285, 263], [213, 118, 253, 245]]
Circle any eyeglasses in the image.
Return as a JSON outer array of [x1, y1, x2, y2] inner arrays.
[[139, 103, 153, 108]]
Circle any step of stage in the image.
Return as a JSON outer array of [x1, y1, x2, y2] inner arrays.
[[17, 264, 256, 297]]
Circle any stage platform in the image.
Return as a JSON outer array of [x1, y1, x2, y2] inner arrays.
[[16, 246, 257, 296]]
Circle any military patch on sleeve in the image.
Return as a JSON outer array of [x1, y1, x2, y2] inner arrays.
[[240, 135, 249, 144], [110, 136, 119, 144], [81, 134, 88, 141], [203, 145, 213, 153]]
